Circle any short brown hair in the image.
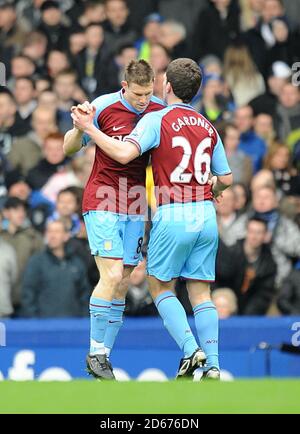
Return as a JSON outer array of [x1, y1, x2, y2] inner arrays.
[[166, 58, 202, 103], [124, 60, 154, 86]]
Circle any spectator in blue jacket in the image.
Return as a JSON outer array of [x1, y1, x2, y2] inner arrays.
[[235, 105, 268, 173]]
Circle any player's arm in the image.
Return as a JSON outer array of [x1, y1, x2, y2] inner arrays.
[[85, 123, 139, 164], [63, 102, 94, 156], [63, 127, 84, 156], [209, 173, 233, 199], [71, 108, 160, 164], [210, 134, 233, 199]]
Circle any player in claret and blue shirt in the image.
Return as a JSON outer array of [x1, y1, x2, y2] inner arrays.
[[72, 58, 233, 380], [64, 60, 164, 380]]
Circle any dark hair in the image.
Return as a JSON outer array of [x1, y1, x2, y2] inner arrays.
[[4, 196, 26, 210], [58, 187, 82, 208], [0, 86, 15, 101], [217, 121, 239, 143], [248, 216, 268, 230], [15, 76, 36, 89], [166, 58, 202, 103]]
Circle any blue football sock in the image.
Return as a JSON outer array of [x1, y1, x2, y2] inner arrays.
[[155, 291, 198, 358], [104, 298, 126, 358], [89, 296, 111, 355], [193, 301, 219, 370]]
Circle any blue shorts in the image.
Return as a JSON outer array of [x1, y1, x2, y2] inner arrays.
[[83, 211, 145, 266], [147, 201, 218, 282]]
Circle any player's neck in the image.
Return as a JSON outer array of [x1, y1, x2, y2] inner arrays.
[[167, 95, 184, 106]]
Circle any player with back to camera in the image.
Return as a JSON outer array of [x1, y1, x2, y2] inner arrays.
[[63, 60, 164, 380], [72, 58, 233, 380]]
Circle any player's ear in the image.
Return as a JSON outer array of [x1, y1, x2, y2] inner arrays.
[[166, 81, 172, 94], [121, 80, 128, 90]]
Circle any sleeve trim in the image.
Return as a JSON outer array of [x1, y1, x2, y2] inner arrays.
[[126, 137, 142, 155]]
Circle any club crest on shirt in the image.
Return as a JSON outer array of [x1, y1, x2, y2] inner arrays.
[[104, 240, 113, 251]]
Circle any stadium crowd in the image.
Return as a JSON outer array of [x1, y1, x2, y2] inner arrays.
[[0, 0, 300, 319]]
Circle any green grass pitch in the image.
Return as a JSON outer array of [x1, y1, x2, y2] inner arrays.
[[0, 380, 299, 414]]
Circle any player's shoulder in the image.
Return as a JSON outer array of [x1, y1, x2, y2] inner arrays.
[[149, 95, 166, 108], [91, 91, 120, 112], [142, 105, 172, 123]]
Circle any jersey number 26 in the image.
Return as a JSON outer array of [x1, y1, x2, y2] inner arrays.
[[170, 137, 212, 185]]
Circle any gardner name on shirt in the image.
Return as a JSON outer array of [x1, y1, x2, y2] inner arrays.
[[172, 115, 214, 136]]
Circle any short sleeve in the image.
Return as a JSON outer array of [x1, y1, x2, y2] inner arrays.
[[82, 93, 119, 146], [126, 112, 162, 155], [211, 134, 232, 176]]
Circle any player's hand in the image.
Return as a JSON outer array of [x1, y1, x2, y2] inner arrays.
[[71, 105, 96, 132], [208, 176, 223, 203], [71, 101, 94, 115]]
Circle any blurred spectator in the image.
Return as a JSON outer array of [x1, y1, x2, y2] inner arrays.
[[7, 106, 58, 176], [159, 19, 188, 59], [193, 0, 240, 61], [53, 69, 79, 133], [244, 0, 293, 78], [21, 219, 91, 318], [216, 187, 248, 247], [126, 258, 156, 316], [200, 54, 223, 77], [279, 195, 300, 227], [211, 288, 238, 318], [224, 41, 265, 107], [0, 238, 17, 318], [48, 187, 81, 236], [136, 13, 163, 61], [250, 60, 291, 117], [254, 112, 277, 148], [74, 23, 110, 98], [102, 0, 137, 53], [22, 31, 48, 76], [46, 49, 71, 79], [149, 43, 171, 75], [38, 0, 70, 51], [68, 29, 86, 57], [158, 0, 205, 38], [264, 143, 300, 197], [232, 183, 250, 215], [193, 75, 234, 124], [216, 217, 277, 315], [250, 168, 276, 193], [78, 0, 106, 27], [1, 197, 44, 310], [276, 83, 300, 142], [240, 0, 264, 31], [218, 122, 253, 185], [277, 261, 300, 315], [26, 132, 69, 191], [234, 105, 267, 173], [0, 88, 31, 158], [9, 54, 36, 84], [250, 186, 300, 286], [4, 169, 54, 233], [70, 144, 95, 187], [13, 77, 37, 122], [68, 216, 99, 288], [38, 89, 58, 111], [97, 43, 138, 95], [35, 76, 53, 96], [0, 3, 27, 55]]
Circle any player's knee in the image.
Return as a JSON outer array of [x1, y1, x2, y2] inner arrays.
[[106, 269, 123, 288]]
